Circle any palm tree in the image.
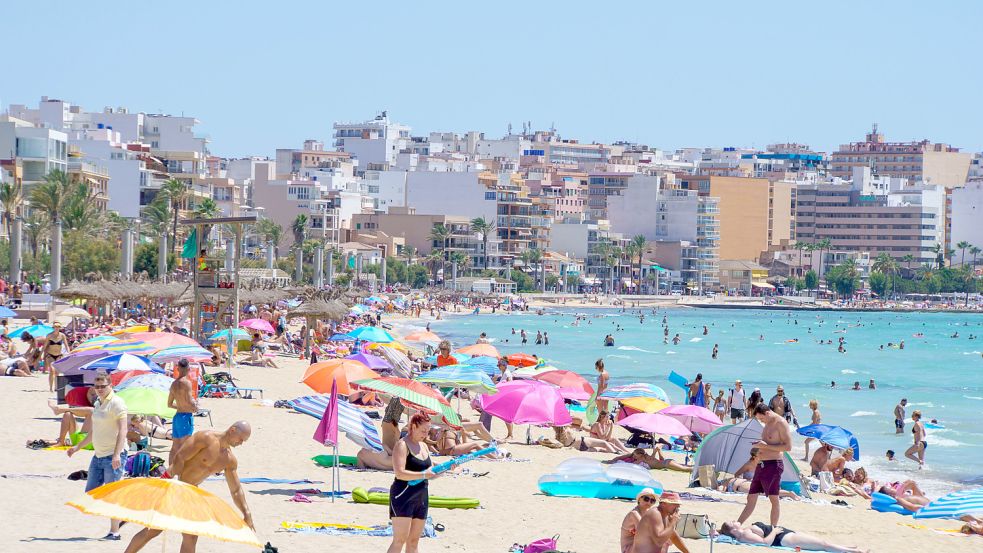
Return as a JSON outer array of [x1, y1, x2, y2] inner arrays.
[[30, 169, 74, 224], [0, 179, 24, 239], [872, 252, 898, 299], [402, 245, 417, 267], [291, 214, 308, 249], [626, 235, 645, 294], [814, 238, 832, 278], [141, 200, 171, 239], [193, 197, 219, 219], [525, 247, 544, 292], [254, 218, 283, 260], [61, 181, 105, 235], [932, 244, 945, 270], [23, 210, 50, 261], [956, 241, 972, 267], [971, 246, 981, 272], [470, 216, 494, 270], [792, 241, 808, 277], [424, 250, 443, 282], [449, 251, 469, 279], [160, 178, 192, 258], [902, 254, 916, 278], [428, 224, 450, 282]]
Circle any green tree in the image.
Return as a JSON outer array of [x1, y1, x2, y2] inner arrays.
[[804, 269, 818, 297], [407, 264, 429, 288], [901, 254, 916, 278], [193, 197, 219, 219], [134, 242, 175, 278], [629, 234, 647, 294], [402, 245, 417, 267], [61, 181, 105, 235], [971, 246, 982, 272], [868, 271, 889, 297], [291, 214, 308, 248], [792, 241, 808, 277], [469, 216, 494, 270], [0, 179, 24, 239], [23, 210, 50, 262], [428, 224, 450, 280], [141, 199, 171, 238], [160, 178, 192, 258], [511, 269, 535, 292], [814, 238, 832, 278], [956, 241, 972, 267], [255, 218, 283, 260], [62, 231, 119, 279], [826, 259, 860, 299]]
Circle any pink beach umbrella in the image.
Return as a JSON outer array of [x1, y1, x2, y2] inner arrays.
[[533, 370, 594, 401], [479, 380, 572, 426], [240, 318, 275, 334], [617, 413, 692, 437], [657, 404, 724, 434]]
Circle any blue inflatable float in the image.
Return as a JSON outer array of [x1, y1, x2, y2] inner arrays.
[[870, 492, 916, 516]]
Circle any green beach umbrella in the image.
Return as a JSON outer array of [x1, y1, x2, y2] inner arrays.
[[415, 365, 497, 394], [352, 377, 461, 427], [115, 388, 176, 418]]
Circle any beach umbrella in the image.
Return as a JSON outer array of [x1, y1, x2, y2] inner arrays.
[[796, 424, 860, 458], [366, 341, 407, 353], [58, 306, 91, 319], [152, 345, 213, 363], [116, 387, 176, 418], [77, 335, 118, 349], [8, 324, 54, 338], [95, 340, 157, 355], [534, 370, 595, 401], [109, 369, 151, 387], [240, 318, 275, 334], [303, 359, 380, 395], [403, 330, 441, 343], [290, 394, 385, 451], [914, 487, 983, 519], [0, 306, 16, 318], [463, 355, 500, 376], [56, 352, 164, 376], [690, 419, 802, 491], [127, 332, 200, 350], [657, 404, 724, 434], [479, 380, 572, 426], [328, 333, 355, 342], [423, 352, 469, 365], [66, 478, 261, 547], [352, 377, 461, 427], [208, 328, 251, 342], [513, 364, 559, 379], [115, 373, 175, 393], [416, 365, 497, 394], [506, 353, 539, 367], [617, 413, 692, 436], [111, 325, 150, 335], [343, 352, 392, 371], [347, 326, 395, 343], [348, 304, 369, 314], [599, 383, 671, 403], [456, 343, 500, 358], [620, 397, 671, 413]]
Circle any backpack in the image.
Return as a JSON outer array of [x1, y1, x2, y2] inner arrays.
[[128, 451, 152, 477]]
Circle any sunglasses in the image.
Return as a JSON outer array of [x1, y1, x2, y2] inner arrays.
[[93, 384, 110, 389], [640, 496, 656, 503]]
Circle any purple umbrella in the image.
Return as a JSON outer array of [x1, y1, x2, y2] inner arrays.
[[344, 353, 391, 371], [658, 404, 724, 434], [479, 380, 572, 426], [617, 413, 692, 437]]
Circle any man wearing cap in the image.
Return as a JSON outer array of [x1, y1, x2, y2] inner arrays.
[[729, 380, 746, 423], [738, 403, 792, 527], [634, 491, 688, 553]]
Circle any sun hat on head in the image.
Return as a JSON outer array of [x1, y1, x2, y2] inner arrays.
[[659, 491, 682, 505], [636, 488, 658, 501]]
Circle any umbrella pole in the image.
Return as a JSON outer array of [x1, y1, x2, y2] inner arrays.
[[332, 443, 339, 504]]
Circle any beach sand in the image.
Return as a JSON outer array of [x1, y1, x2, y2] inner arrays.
[[3, 350, 979, 552]]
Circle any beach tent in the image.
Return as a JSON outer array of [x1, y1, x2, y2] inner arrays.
[[689, 419, 803, 494]]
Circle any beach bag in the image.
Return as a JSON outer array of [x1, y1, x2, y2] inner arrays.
[[697, 464, 717, 488], [524, 535, 559, 553], [817, 471, 835, 493], [128, 451, 152, 477], [675, 514, 712, 539]]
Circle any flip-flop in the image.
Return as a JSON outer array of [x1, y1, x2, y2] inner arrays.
[[434, 523, 445, 532], [288, 493, 312, 503]]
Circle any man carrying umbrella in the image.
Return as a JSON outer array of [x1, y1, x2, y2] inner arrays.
[[124, 421, 255, 552]]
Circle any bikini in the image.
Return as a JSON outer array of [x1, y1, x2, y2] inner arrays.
[[752, 522, 794, 547]]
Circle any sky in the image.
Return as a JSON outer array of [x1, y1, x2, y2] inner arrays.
[[3, 1, 982, 157]]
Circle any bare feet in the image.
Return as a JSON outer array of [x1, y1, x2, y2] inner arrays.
[[47, 399, 61, 416]]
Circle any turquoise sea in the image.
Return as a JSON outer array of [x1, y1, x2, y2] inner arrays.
[[419, 307, 983, 495]]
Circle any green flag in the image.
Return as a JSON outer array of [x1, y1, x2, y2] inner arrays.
[[585, 387, 599, 426], [347, 254, 355, 269], [181, 228, 197, 259]]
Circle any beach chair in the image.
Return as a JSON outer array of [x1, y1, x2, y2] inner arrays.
[[199, 371, 264, 400]]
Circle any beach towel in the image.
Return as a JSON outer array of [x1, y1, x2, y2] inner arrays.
[[280, 516, 438, 538], [714, 535, 796, 551], [691, 384, 706, 408]]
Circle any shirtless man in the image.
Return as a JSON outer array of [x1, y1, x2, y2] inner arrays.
[[124, 422, 254, 553], [633, 492, 686, 553], [737, 404, 792, 527], [893, 398, 907, 434], [809, 443, 834, 476], [167, 358, 198, 466]]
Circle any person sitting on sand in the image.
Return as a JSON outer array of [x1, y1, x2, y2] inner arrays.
[[718, 521, 867, 552], [621, 489, 690, 553], [124, 421, 255, 552], [47, 394, 95, 446], [246, 333, 278, 368], [357, 447, 394, 470], [633, 491, 685, 553], [434, 427, 489, 457], [960, 515, 983, 536], [615, 448, 690, 472], [876, 480, 931, 512], [590, 411, 631, 454], [553, 426, 621, 453], [824, 447, 854, 481]]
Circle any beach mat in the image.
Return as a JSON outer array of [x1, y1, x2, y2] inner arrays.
[[352, 487, 479, 509], [313, 455, 359, 468], [281, 516, 438, 538]]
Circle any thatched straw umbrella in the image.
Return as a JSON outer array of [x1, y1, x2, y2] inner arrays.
[[53, 280, 101, 302], [288, 299, 349, 358]]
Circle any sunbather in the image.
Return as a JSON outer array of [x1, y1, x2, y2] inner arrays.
[[127, 415, 172, 444], [553, 426, 621, 453], [590, 411, 631, 454], [47, 397, 94, 446], [357, 447, 394, 470], [0, 357, 31, 377], [614, 448, 690, 472], [960, 515, 983, 536], [719, 521, 867, 552], [824, 448, 854, 481], [435, 428, 491, 457], [876, 480, 931, 512]]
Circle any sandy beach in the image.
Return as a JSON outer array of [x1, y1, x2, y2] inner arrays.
[[3, 313, 980, 553]]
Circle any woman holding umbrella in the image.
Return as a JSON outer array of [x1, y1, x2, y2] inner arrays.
[[388, 413, 441, 553]]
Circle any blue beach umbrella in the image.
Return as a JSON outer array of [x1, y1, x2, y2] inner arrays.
[[914, 487, 983, 519], [464, 355, 500, 376], [328, 333, 355, 342], [416, 365, 497, 393], [423, 352, 470, 366], [9, 324, 54, 338], [208, 328, 251, 341], [79, 353, 164, 374], [598, 383, 671, 403], [347, 326, 395, 343], [796, 424, 860, 458], [0, 306, 17, 318]]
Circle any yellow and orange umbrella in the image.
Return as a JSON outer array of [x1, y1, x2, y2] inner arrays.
[[111, 325, 150, 336], [456, 343, 500, 358], [403, 330, 441, 343], [302, 359, 380, 395], [620, 397, 671, 413], [66, 478, 261, 548]]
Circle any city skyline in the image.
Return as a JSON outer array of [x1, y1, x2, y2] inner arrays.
[[4, 1, 982, 157]]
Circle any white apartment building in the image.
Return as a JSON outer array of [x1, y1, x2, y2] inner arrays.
[[70, 128, 163, 217], [405, 172, 497, 222], [333, 112, 409, 172], [0, 116, 68, 187], [948, 181, 983, 259]]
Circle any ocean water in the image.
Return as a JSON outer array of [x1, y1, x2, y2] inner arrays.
[[416, 307, 983, 494]]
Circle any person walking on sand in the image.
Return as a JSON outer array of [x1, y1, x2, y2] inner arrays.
[[44, 321, 70, 392], [894, 398, 907, 434], [387, 413, 442, 553], [68, 370, 128, 541], [905, 410, 927, 468], [737, 404, 792, 527], [633, 492, 687, 553], [124, 422, 255, 552], [167, 358, 198, 466], [687, 373, 705, 407], [729, 380, 747, 423]]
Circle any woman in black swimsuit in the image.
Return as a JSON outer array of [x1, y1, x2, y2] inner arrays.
[[719, 521, 865, 552], [388, 413, 440, 553], [45, 322, 70, 392]]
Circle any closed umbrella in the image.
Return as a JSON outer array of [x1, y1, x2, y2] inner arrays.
[[116, 387, 176, 418], [347, 326, 395, 343], [599, 383, 671, 403], [416, 365, 497, 393], [352, 377, 460, 427], [797, 424, 860, 458], [914, 487, 983, 519], [617, 413, 691, 436], [456, 343, 500, 358], [658, 404, 723, 434], [534, 370, 594, 401], [479, 380, 572, 426], [344, 353, 392, 371], [67, 478, 261, 547], [290, 394, 384, 451], [302, 360, 380, 395], [240, 318, 275, 334]]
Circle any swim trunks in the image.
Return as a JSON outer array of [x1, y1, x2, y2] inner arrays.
[[731, 408, 745, 420], [748, 459, 784, 496], [895, 419, 904, 430], [172, 412, 194, 439]]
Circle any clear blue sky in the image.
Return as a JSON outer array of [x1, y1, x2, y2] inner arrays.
[[3, 1, 981, 157]]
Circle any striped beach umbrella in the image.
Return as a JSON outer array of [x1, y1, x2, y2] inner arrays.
[[599, 383, 671, 403], [403, 330, 441, 343], [127, 332, 201, 350], [67, 478, 261, 547], [110, 325, 150, 335], [77, 335, 118, 349], [302, 359, 380, 395], [151, 345, 213, 363], [290, 394, 384, 451], [96, 340, 157, 355], [463, 355, 500, 376], [416, 365, 497, 393], [115, 373, 174, 394], [352, 377, 460, 427], [914, 487, 983, 519]]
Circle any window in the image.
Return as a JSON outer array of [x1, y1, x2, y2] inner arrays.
[[485, 192, 496, 200]]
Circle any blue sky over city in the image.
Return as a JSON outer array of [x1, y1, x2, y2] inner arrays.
[[4, 0, 981, 156]]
